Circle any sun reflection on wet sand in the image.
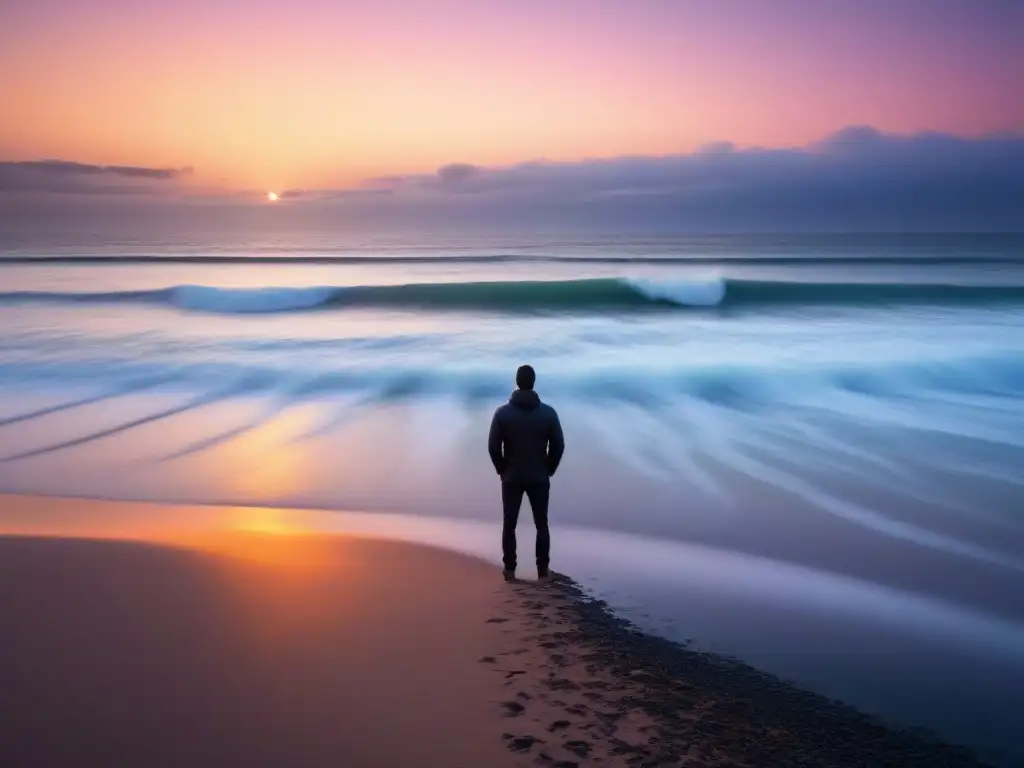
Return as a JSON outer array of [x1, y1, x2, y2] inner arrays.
[[206, 406, 322, 502], [0, 494, 322, 542], [0, 494, 373, 585]]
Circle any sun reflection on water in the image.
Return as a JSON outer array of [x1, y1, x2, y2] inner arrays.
[[211, 406, 322, 502]]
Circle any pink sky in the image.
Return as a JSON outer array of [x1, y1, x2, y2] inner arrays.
[[1, 0, 1020, 191]]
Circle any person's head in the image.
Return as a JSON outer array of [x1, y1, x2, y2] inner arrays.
[[515, 364, 536, 391]]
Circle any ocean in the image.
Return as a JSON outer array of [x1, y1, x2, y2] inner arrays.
[[1, 221, 1023, 764]]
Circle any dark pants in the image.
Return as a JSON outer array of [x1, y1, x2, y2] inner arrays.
[[501, 480, 550, 571]]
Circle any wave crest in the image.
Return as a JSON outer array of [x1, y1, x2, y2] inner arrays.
[[1, 277, 1023, 314]]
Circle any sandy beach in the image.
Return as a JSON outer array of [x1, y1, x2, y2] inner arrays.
[[0, 495, 994, 767]]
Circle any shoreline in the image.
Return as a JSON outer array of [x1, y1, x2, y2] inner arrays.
[[0, 495, 997, 766], [501, 575, 991, 767]]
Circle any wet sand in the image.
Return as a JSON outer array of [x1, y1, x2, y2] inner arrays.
[[0, 533, 521, 767], [0, 495, 993, 767]]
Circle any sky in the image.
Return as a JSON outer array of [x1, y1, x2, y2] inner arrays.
[[0, 0, 1021, 229]]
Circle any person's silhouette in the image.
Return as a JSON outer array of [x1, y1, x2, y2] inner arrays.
[[488, 365, 565, 581]]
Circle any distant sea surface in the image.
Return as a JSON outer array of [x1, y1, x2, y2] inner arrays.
[[2, 221, 1023, 765]]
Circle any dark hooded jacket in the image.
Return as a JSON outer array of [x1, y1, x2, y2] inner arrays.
[[488, 389, 564, 483]]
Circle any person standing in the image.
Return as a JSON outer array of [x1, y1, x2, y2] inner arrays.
[[488, 365, 565, 581]]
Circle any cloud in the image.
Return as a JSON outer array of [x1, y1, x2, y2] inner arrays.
[[5, 127, 1020, 230], [361, 174, 406, 190], [333, 127, 1023, 230], [0, 159, 192, 194], [435, 162, 481, 188]]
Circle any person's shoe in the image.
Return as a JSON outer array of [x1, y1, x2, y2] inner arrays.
[[502, 568, 516, 582], [537, 567, 551, 580]]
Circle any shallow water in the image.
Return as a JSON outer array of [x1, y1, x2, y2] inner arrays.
[[1, 229, 1023, 764]]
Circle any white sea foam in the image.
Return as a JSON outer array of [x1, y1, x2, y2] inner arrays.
[[623, 276, 727, 306]]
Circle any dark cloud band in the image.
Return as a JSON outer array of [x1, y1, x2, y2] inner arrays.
[[0, 160, 192, 193], [2, 127, 1020, 230]]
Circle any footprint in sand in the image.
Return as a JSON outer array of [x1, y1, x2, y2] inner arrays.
[[505, 735, 543, 752], [563, 739, 592, 758], [502, 700, 526, 717]]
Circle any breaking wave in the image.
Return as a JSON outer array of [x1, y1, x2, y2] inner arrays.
[[2, 277, 1024, 314]]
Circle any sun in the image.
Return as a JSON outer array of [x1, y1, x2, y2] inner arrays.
[[267, 191, 279, 202]]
